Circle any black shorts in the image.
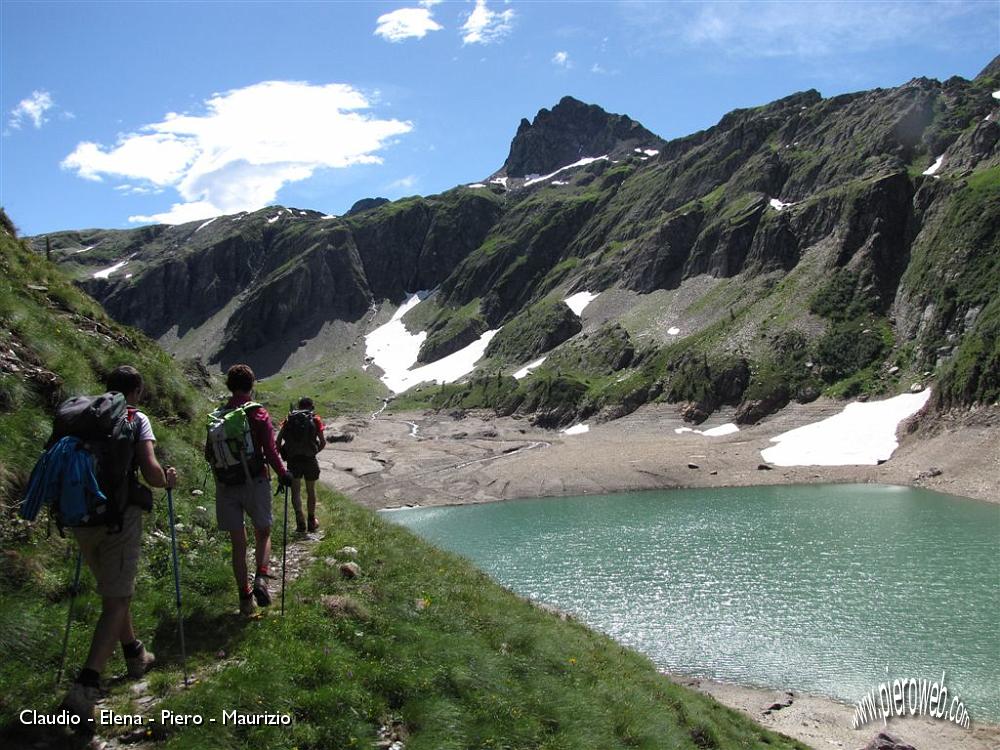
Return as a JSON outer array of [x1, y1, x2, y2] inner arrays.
[[287, 455, 320, 481]]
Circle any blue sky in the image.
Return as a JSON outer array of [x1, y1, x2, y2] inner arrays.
[[2, 0, 997, 234]]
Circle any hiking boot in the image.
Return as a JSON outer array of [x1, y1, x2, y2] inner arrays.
[[252, 573, 271, 607], [239, 591, 257, 616], [295, 512, 307, 534], [60, 681, 101, 727], [124, 641, 156, 679], [307, 516, 320, 533]]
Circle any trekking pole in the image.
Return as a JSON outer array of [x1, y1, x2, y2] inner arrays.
[[281, 484, 289, 616], [166, 488, 189, 685], [56, 549, 83, 685]]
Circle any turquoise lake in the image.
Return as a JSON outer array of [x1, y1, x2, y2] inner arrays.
[[385, 484, 1000, 721]]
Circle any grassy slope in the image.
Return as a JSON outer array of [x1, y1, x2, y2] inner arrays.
[[0, 219, 805, 748], [254, 364, 388, 421]]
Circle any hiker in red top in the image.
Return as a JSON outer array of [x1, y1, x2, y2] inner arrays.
[[277, 396, 325, 534], [213, 364, 292, 616]]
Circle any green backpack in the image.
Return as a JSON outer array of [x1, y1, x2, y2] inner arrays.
[[205, 402, 264, 485]]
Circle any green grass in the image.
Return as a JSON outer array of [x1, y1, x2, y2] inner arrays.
[[256, 365, 388, 419]]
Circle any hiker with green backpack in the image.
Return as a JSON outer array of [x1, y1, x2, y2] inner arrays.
[[276, 396, 325, 533], [206, 364, 292, 616], [30, 366, 178, 725]]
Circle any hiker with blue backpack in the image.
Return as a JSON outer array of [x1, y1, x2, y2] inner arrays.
[[206, 364, 292, 616], [32, 366, 178, 724]]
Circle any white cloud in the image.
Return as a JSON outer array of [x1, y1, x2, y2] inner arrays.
[[8, 90, 55, 130], [61, 81, 413, 224], [591, 62, 607, 74], [375, 6, 443, 42], [552, 51, 571, 68], [461, 0, 515, 45]]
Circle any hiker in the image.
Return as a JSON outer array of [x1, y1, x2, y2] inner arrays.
[[276, 396, 325, 533], [61, 365, 178, 722], [208, 364, 292, 616]]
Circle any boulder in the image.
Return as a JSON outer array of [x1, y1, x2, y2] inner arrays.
[[858, 732, 917, 750], [321, 594, 369, 620], [339, 562, 361, 579], [679, 401, 709, 424]]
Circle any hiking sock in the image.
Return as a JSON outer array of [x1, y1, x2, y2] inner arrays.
[[256, 565, 269, 577], [77, 668, 100, 688], [121, 640, 143, 659], [241, 584, 253, 597]]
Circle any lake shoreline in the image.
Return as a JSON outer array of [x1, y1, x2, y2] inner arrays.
[[320, 400, 999, 509], [663, 671, 1000, 750]]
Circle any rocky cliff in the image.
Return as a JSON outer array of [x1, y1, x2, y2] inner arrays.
[[36, 57, 1000, 420]]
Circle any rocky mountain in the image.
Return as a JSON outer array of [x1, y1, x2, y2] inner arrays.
[[498, 95, 666, 178], [36, 58, 1000, 425]]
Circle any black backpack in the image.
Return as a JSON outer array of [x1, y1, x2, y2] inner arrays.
[[21, 392, 140, 532], [280, 409, 318, 459]]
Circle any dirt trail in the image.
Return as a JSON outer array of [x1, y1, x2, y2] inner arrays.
[[78, 528, 326, 750]]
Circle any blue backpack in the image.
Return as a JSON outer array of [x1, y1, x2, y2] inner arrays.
[[20, 392, 139, 532]]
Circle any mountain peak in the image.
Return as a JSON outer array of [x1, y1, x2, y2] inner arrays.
[[499, 97, 664, 178], [976, 54, 1000, 81]]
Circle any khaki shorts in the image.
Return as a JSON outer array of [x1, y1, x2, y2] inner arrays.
[[71, 506, 142, 599], [215, 477, 273, 531]]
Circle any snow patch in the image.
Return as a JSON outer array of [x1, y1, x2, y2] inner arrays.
[[760, 390, 931, 466], [674, 423, 739, 437], [467, 183, 487, 189], [668, 326, 680, 335], [266, 211, 285, 224], [923, 155, 944, 177], [384, 330, 499, 394], [769, 198, 793, 211], [700, 423, 739, 437], [993, 90, 1000, 100], [561, 423, 590, 435], [195, 217, 217, 233], [490, 176, 509, 188], [321, 214, 337, 220], [365, 293, 498, 394], [564, 291, 598, 316], [524, 156, 608, 187], [513, 356, 546, 379], [551, 180, 569, 186], [73, 244, 96, 254], [92, 258, 130, 279], [124, 273, 133, 280]]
